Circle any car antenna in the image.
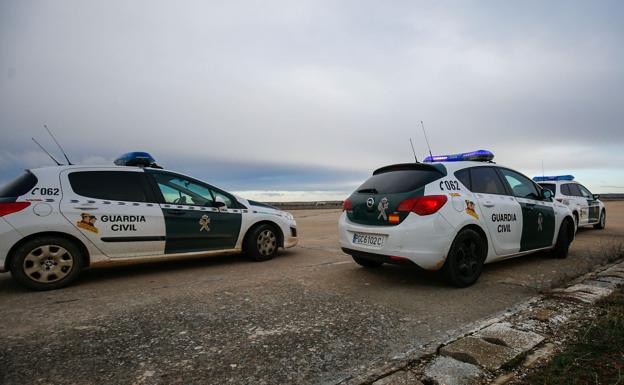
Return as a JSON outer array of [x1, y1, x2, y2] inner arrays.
[[409, 138, 419, 163], [44, 124, 73, 165], [31, 137, 62, 165], [421, 120, 433, 160]]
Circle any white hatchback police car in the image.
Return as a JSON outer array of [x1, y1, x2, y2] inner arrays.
[[0, 152, 298, 290], [339, 150, 576, 287], [534, 175, 606, 230]]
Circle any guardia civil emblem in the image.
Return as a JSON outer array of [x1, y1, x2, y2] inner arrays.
[[377, 197, 389, 221], [537, 212, 543, 232], [199, 215, 211, 232]]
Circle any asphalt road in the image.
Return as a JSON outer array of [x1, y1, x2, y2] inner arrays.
[[1, 202, 623, 385]]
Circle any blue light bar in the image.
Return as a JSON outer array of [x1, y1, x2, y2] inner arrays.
[[533, 175, 575, 182], [423, 150, 494, 163], [114, 152, 161, 168]]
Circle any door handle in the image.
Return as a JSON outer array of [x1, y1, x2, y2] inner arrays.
[[525, 204, 535, 211], [168, 209, 186, 215], [74, 206, 98, 210], [483, 201, 495, 208]]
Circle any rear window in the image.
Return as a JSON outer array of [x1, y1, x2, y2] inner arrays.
[[538, 183, 556, 196], [356, 169, 444, 194], [68, 171, 151, 202], [0, 171, 38, 198]]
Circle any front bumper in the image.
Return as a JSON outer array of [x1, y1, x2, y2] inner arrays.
[[338, 211, 455, 271]]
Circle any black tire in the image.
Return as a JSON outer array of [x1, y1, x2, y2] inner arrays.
[[442, 229, 486, 288], [9, 236, 84, 291], [593, 210, 606, 230], [573, 212, 579, 231], [244, 223, 280, 261], [551, 218, 574, 259], [352, 255, 383, 268]]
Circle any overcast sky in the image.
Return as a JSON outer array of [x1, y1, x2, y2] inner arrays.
[[1, 1, 623, 200]]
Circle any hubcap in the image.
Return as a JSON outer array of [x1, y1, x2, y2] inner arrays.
[[23, 245, 73, 283], [456, 239, 479, 278], [257, 230, 277, 256]]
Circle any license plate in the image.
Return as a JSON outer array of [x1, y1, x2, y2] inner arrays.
[[352, 232, 386, 248]]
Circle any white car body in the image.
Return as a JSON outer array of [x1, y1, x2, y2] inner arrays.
[[0, 164, 298, 288], [338, 159, 575, 276], [535, 178, 606, 229]]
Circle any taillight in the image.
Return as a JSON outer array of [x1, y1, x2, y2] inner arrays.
[[0, 202, 31, 217], [397, 195, 447, 215], [342, 198, 352, 211]]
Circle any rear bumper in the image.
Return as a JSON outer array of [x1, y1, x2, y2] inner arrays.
[[338, 211, 455, 270], [0, 218, 23, 272]]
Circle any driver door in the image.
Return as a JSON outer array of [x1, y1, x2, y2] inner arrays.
[[146, 171, 242, 254]]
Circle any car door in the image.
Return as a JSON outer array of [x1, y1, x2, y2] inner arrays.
[[59, 169, 166, 258], [566, 183, 589, 225], [578, 184, 600, 223], [146, 171, 242, 254], [497, 168, 555, 251], [469, 166, 523, 256]]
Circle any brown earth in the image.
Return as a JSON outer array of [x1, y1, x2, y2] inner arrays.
[[0, 202, 622, 384]]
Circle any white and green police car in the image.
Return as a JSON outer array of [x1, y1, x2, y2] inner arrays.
[[534, 175, 606, 230], [339, 150, 576, 287], [0, 152, 298, 290]]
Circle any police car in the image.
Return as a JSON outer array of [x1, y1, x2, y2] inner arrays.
[[534, 175, 606, 230], [0, 152, 298, 290], [339, 150, 576, 287]]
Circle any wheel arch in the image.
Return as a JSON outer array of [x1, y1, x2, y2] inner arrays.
[[5, 231, 91, 271], [242, 220, 284, 250], [455, 223, 489, 257], [560, 215, 576, 240]]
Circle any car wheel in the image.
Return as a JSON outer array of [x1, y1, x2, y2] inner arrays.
[[551, 218, 574, 259], [573, 212, 579, 231], [442, 229, 486, 288], [9, 236, 84, 291], [593, 210, 606, 230], [352, 255, 383, 268], [245, 224, 279, 261]]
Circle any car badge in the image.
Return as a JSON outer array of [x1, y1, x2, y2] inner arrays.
[[199, 215, 211, 232], [377, 197, 389, 221], [366, 197, 375, 209]]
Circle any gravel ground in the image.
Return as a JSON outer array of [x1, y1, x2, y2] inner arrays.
[[1, 202, 622, 384]]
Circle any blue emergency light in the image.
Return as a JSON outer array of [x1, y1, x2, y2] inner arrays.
[[423, 150, 494, 163], [532, 175, 574, 182], [114, 152, 161, 168]]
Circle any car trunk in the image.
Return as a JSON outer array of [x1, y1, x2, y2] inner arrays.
[[346, 163, 446, 226]]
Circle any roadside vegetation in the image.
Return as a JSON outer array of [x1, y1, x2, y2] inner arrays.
[[524, 286, 624, 385]]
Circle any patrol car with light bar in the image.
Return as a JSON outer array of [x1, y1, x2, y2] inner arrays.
[[534, 175, 606, 230], [0, 152, 298, 290], [339, 150, 576, 287]]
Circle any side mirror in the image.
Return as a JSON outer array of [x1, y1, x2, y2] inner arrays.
[[214, 196, 227, 208], [593, 194, 600, 200], [541, 189, 553, 200]]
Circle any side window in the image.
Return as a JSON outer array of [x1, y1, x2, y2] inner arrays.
[[152, 173, 215, 206], [561, 184, 571, 196], [567, 183, 582, 197], [498, 168, 541, 200], [454, 169, 471, 190], [578, 184, 593, 198], [469, 167, 507, 195], [68, 171, 150, 202]]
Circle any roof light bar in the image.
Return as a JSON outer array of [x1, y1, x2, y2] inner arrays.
[[423, 150, 494, 163], [533, 175, 575, 182], [114, 152, 162, 168]]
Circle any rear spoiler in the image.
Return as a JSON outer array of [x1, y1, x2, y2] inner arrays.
[[373, 163, 447, 176]]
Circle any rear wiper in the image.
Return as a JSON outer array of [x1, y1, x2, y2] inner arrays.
[[357, 188, 378, 194]]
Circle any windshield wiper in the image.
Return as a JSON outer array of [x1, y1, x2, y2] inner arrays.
[[357, 188, 378, 194]]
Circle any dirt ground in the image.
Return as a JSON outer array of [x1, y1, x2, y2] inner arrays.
[[1, 202, 623, 385]]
